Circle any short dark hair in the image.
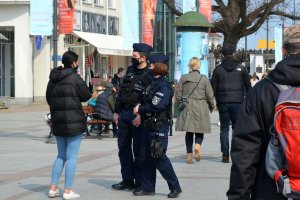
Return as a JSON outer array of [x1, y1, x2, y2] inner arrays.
[[284, 43, 300, 55], [62, 51, 79, 68], [117, 68, 124, 73], [139, 52, 149, 60], [152, 62, 168, 76]]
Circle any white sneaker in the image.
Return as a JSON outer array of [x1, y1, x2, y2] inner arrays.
[[63, 191, 80, 199], [218, 121, 221, 126], [48, 189, 60, 198]]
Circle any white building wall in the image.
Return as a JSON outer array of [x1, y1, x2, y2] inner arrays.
[[0, 4, 33, 105]]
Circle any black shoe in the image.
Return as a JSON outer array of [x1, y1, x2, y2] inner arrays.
[[222, 154, 230, 163], [168, 188, 182, 198], [133, 189, 155, 196], [112, 181, 135, 190]]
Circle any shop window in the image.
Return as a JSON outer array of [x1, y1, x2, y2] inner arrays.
[[108, 0, 116, 9], [94, 0, 104, 6], [108, 17, 119, 35]]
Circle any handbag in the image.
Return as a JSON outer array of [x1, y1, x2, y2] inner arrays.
[[178, 74, 202, 112]]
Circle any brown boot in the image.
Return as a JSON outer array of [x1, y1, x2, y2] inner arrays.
[[194, 144, 201, 162], [187, 153, 193, 164]]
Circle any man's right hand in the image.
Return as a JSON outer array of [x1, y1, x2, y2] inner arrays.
[[113, 113, 119, 125]]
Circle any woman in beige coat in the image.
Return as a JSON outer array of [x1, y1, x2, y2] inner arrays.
[[175, 57, 215, 164]]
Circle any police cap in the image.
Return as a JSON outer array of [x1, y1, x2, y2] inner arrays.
[[149, 54, 169, 64], [132, 43, 153, 54]]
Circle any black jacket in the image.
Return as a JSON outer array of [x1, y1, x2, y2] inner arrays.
[[227, 54, 300, 200], [46, 67, 91, 137], [211, 58, 251, 104], [94, 91, 114, 121], [112, 74, 122, 87]]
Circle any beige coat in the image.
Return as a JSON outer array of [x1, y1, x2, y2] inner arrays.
[[175, 70, 215, 133]]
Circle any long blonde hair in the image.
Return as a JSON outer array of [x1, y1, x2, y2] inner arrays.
[[189, 57, 201, 71]]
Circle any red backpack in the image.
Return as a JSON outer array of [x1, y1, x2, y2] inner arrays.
[[265, 80, 300, 200]]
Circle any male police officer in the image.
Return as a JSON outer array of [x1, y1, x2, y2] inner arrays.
[[112, 43, 153, 191]]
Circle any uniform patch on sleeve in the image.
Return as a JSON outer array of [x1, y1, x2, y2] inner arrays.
[[156, 92, 164, 97], [152, 96, 161, 105]]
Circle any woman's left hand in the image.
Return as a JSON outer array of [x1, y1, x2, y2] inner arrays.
[[132, 114, 141, 127], [133, 104, 140, 115]]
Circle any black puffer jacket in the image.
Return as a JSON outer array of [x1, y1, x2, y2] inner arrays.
[[227, 54, 300, 200], [46, 67, 91, 137], [211, 58, 251, 104]]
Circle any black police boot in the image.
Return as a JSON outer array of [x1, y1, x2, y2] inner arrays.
[[112, 180, 135, 190], [133, 188, 155, 196], [167, 188, 182, 198]]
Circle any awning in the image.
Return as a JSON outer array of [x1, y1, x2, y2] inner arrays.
[[73, 31, 132, 56], [0, 33, 8, 40]]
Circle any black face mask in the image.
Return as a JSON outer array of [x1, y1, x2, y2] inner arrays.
[[131, 57, 140, 67]]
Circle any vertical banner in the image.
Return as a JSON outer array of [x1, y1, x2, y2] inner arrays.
[[199, 0, 212, 22], [142, 0, 158, 47], [274, 27, 283, 65], [59, 0, 75, 34], [122, 0, 139, 48], [30, 0, 53, 35]]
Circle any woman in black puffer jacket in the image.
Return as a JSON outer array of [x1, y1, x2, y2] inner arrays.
[[46, 51, 91, 199]]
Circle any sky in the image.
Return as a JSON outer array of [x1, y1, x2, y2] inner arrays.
[[174, 0, 300, 49]]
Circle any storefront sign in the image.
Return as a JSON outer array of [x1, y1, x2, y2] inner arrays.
[[142, 0, 158, 47], [59, 0, 75, 34], [30, 0, 53, 36]]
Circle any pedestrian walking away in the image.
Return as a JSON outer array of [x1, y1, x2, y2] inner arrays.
[[134, 57, 182, 198], [112, 43, 153, 191], [46, 51, 91, 199], [175, 57, 215, 164], [227, 24, 300, 200], [211, 45, 251, 163]]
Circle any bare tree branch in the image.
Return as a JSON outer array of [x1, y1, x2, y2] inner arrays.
[[269, 10, 300, 20]]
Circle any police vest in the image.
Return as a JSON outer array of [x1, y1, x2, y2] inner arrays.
[[142, 80, 172, 131], [119, 66, 150, 110]]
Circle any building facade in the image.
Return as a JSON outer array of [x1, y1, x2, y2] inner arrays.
[[0, 0, 135, 106]]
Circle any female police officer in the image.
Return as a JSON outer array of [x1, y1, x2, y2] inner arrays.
[[133, 55, 182, 198]]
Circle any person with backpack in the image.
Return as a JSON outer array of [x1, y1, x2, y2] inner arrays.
[[227, 24, 300, 200], [211, 45, 252, 163]]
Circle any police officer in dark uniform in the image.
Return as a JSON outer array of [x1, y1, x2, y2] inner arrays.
[[133, 55, 182, 198], [112, 43, 153, 191]]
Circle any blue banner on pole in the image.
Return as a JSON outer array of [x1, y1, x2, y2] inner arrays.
[[122, 0, 139, 48], [30, 0, 53, 36], [36, 36, 42, 50]]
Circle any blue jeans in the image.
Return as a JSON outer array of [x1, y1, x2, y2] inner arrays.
[[217, 103, 241, 155], [51, 134, 82, 188]]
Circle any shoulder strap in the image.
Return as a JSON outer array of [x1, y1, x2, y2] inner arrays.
[[187, 74, 202, 98], [266, 77, 293, 92]]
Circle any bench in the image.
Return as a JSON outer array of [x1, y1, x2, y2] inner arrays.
[[82, 106, 112, 139]]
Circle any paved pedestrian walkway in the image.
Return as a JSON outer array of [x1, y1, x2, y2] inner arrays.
[[0, 104, 231, 200]]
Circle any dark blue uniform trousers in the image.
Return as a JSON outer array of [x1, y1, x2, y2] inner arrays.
[[117, 110, 149, 187], [142, 124, 181, 192]]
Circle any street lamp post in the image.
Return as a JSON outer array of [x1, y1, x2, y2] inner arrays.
[[53, 0, 58, 68]]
